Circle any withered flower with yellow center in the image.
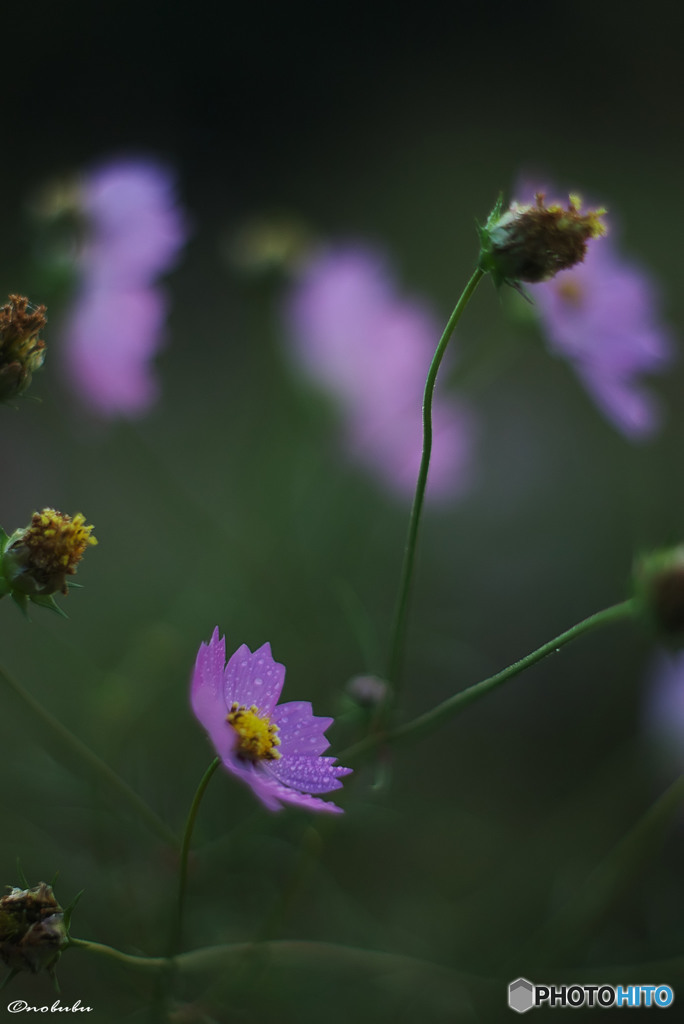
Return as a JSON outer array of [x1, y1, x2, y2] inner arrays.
[[0, 294, 47, 401], [0, 508, 97, 617], [478, 193, 607, 289], [0, 882, 67, 978]]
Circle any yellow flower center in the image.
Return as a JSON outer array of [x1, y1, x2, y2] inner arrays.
[[227, 703, 281, 762]]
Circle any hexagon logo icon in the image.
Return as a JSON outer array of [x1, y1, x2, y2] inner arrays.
[[508, 978, 535, 1013]]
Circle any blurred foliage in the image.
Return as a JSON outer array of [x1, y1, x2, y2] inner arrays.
[[2, 0, 684, 1020]]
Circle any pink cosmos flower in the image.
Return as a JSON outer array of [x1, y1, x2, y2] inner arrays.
[[284, 244, 477, 502], [62, 158, 187, 418], [191, 628, 352, 813], [516, 180, 673, 438]]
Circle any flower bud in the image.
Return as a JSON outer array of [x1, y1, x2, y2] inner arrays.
[[0, 882, 67, 976], [0, 508, 97, 616], [0, 295, 47, 401], [346, 674, 389, 708], [478, 193, 607, 288], [633, 546, 684, 644]]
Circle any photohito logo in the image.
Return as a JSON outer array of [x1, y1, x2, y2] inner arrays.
[[508, 978, 674, 1013]]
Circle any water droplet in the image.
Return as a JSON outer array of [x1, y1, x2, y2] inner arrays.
[[254, 677, 263, 686]]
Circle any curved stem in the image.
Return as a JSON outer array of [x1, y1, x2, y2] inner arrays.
[[68, 936, 490, 989], [346, 598, 638, 761], [169, 757, 221, 956], [386, 267, 484, 698], [0, 664, 177, 848], [66, 934, 684, 986]]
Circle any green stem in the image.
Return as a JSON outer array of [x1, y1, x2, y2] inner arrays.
[[386, 267, 484, 698], [0, 664, 177, 848], [67, 936, 489, 990], [66, 934, 684, 986], [346, 598, 638, 761], [169, 757, 221, 956]]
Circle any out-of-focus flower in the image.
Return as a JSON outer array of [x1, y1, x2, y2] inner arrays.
[[346, 674, 388, 708], [191, 628, 351, 813], [225, 215, 313, 275], [0, 882, 67, 977], [478, 192, 606, 287], [61, 158, 187, 418], [643, 650, 684, 775], [0, 507, 97, 616], [516, 181, 673, 438], [0, 295, 47, 402], [283, 244, 477, 502]]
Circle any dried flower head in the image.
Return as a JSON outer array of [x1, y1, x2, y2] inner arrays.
[[0, 508, 97, 616], [478, 193, 607, 288], [0, 294, 47, 401], [191, 628, 352, 813], [0, 882, 67, 977]]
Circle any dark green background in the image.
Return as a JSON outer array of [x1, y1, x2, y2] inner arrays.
[[1, 1, 684, 1020]]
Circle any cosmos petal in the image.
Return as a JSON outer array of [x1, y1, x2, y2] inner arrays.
[[264, 755, 352, 794], [190, 628, 237, 763], [274, 701, 333, 756], [224, 642, 285, 716], [252, 776, 346, 814]]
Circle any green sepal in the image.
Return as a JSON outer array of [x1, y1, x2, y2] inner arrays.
[[10, 591, 30, 619], [0, 967, 20, 991], [9, 591, 69, 620], [0, 527, 10, 600], [49, 960, 61, 993], [30, 594, 68, 619], [476, 192, 507, 286], [62, 890, 83, 933], [15, 861, 30, 890]]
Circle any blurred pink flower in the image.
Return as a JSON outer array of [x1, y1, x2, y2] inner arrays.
[[643, 650, 684, 774], [284, 244, 477, 502], [62, 158, 187, 418], [516, 180, 674, 438]]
